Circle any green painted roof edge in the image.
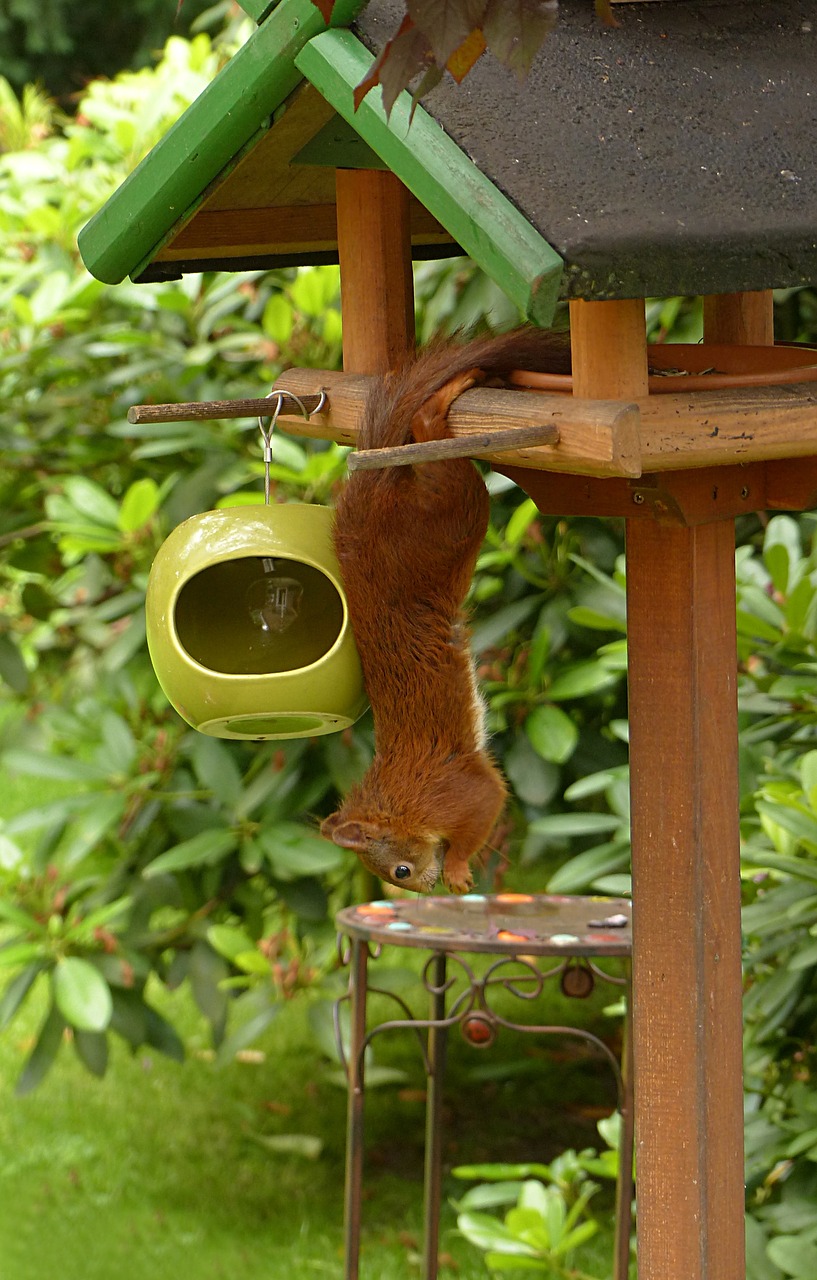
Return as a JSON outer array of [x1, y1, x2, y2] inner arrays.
[[78, 0, 365, 285], [295, 29, 564, 327], [235, 0, 277, 23]]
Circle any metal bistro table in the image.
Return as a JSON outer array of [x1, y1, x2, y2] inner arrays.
[[335, 893, 634, 1280]]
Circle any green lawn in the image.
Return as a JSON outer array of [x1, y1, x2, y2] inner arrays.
[[0, 697, 623, 1279], [0, 958, 623, 1279]]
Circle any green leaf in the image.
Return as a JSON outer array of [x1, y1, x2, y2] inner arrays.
[[16, 1002, 66, 1095], [117, 477, 160, 532], [0, 634, 29, 693], [0, 898, 46, 932], [453, 1162, 553, 1181], [73, 1029, 109, 1077], [0, 943, 47, 968], [53, 957, 113, 1032], [482, 1255, 550, 1271], [503, 734, 560, 808], [262, 292, 294, 345], [472, 597, 540, 653], [61, 476, 121, 528], [0, 963, 44, 1032], [457, 1211, 539, 1256], [259, 824, 344, 880], [276, 877, 329, 923], [247, 1132, 323, 1160], [756, 800, 817, 852], [216, 1002, 280, 1066], [99, 710, 137, 772], [189, 940, 229, 1036], [553, 1218, 598, 1256], [547, 662, 620, 701], [454, 1183, 526, 1211], [109, 989, 148, 1048], [207, 924, 257, 963], [546, 840, 631, 894], [567, 605, 627, 633], [143, 1004, 185, 1062], [505, 498, 539, 548], [767, 1235, 817, 1279], [525, 705, 578, 765], [190, 736, 243, 810], [741, 849, 817, 885], [58, 792, 127, 869], [763, 515, 803, 595], [3, 748, 110, 783], [143, 828, 238, 877], [529, 812, 623, 838]]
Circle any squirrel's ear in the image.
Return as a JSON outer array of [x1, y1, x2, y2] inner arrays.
[[320, 811, 343, 840], [325, 819, 380, 852]]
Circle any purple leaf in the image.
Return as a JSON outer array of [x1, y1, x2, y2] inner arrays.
[[483, 0, 559, 80], [407, 0, 487, 66]]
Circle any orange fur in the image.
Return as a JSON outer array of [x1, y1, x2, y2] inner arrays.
[[320, 327, 571, 893]]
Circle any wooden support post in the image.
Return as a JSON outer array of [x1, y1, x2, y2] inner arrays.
[[569, 299, 649, 400], [703, 290, 775, 347], [335, 168, 415, 374], [627, 517, 744, 1280], [568, 297, 745, 1280]]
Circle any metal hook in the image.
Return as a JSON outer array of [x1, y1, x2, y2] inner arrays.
[[257, 389, 328, 504]]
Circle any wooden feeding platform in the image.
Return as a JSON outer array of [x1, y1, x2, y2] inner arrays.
[[80, 1, 817, 1277]]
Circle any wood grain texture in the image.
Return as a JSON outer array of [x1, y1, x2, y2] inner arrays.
[[346, 423, 559, 470], [703, 290, 775, 346], [638, 381, 817, 470], [626, 518, 744, 1280], [626, 291, 745, 1280], [553, 297, 743, 1280], [336, 169, 415, 375], [272, 367, 643, 476], [127, 394, 327, 424], [569, 299, 650, 399]]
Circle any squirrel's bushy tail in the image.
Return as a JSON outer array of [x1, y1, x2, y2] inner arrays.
[[357, 326, 571, 451]]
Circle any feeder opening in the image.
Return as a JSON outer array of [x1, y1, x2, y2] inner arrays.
[[175, 556, 344, 675]]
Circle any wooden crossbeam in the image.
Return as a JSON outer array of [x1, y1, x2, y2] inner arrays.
[[126, 370, 817, 482], [274, 369, 817, 476], [272, 367, 641, 477]]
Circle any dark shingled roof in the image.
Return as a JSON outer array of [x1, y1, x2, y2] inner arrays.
[[358, 0, 817, 299], [79, 0, 817, 302]]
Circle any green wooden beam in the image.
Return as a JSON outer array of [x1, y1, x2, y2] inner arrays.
[[78, 0, 364, 285], [295, 29, 564, 326]]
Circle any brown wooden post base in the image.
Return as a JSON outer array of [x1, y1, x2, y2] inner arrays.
[[511, 298, 748, 1280], [626, 514, 745, 1280]]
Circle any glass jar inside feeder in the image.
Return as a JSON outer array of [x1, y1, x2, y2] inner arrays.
[[145, 392, 367, 740]]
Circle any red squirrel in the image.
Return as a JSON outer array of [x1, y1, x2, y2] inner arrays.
[[320, 327, 571, 894]]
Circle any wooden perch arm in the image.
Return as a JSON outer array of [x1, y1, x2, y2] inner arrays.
[[127, 393, 327, 423], [346, 423, 560, 470]]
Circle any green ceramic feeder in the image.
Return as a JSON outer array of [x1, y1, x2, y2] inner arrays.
[[146, 504, 367, 740]]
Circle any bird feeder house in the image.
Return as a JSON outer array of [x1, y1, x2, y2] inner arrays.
[[79, 1, 817, 1277]]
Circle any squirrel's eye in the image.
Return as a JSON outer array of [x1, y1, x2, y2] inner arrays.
[[394, 865, 412, 881]]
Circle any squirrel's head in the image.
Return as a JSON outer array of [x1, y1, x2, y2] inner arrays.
[[320, 813, 443, 893]]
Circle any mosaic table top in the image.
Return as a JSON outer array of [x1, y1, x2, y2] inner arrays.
[[335, 893, 632, 957]]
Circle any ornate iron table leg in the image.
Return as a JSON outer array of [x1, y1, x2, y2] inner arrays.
[[614, 965, 634, 1280], [344, 937, 369, 1280], [422, 953, 448, 1280]]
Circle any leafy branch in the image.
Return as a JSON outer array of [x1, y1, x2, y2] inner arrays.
[[312, 0, 617, 116]]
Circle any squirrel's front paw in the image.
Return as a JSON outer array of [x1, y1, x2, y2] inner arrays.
[[443, 861, 473, 895]]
